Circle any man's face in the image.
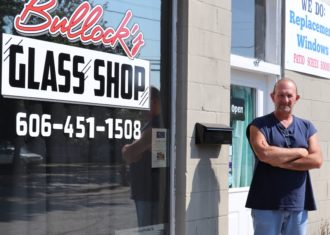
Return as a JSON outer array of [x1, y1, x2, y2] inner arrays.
[[271, 81, 300, 114]]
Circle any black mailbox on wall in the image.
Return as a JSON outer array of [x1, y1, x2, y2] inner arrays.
[[195, 123, 232, 145]]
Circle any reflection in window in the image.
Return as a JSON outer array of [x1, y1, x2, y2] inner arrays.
[[0, 0, 170, 234]]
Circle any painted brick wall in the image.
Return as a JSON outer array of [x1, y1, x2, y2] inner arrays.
[[287, 70, 330, 235]]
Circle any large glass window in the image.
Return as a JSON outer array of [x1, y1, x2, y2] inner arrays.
[[0, 1, 171, 234]]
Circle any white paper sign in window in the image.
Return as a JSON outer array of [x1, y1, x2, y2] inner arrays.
[[151, 128, 167, 168]]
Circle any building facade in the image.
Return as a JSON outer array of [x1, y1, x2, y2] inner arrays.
[[175, 0, 330, 234], [1, 0, 330, 235]]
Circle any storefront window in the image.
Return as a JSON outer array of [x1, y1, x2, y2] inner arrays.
[[229, 85, 255, 188], [0, 0, 171, 234], [231, 0, 265, 60]]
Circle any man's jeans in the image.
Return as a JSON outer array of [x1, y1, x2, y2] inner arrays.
[[251, 209, 308, 235]]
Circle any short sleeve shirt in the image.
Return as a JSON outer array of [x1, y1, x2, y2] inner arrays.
[[246, 112, 317, 211]]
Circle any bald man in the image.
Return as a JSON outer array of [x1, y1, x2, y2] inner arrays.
[[246, 78, 323, 235]]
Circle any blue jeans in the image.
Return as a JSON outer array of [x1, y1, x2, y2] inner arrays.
[[251, 209, 308, 235]]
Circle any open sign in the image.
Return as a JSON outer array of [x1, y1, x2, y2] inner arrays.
[[230, 98, 245, 121]]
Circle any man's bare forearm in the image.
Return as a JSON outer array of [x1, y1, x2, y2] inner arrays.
[[278, 134, 323, 171], [278, 151, 322, 171], [249, 125, 307, 166], [259, 143, 308, 167]]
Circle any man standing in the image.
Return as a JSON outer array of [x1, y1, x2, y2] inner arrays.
[[246, 78, 323, 235]]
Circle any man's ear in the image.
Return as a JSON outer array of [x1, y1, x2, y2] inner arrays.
[[270, 92, 275, 102], [295, 94, 300, 101]]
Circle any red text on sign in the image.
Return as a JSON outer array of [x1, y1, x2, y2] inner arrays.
[[14, 0, 145, 59]]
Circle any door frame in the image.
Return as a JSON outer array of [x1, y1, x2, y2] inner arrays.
[[229, 59, 279, 235]]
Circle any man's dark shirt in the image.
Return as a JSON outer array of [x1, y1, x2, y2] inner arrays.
[[246, 112, 317, 211]]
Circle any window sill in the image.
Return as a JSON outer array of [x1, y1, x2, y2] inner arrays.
[[231, 54, 281, 76], [229, 186, 250, 193]]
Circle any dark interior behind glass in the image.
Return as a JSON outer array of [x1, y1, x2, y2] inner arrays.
[[0, 0, 171, 234]]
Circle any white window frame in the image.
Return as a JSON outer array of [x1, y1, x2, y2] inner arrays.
[[230, 0, 282, 75], [231, 54, 281, 76]]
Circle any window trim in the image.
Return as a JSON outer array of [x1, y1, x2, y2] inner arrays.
[[229, 186, 250, 193], [170, 0, 177, 234], [265, 0, 282, 65], [231, 54, 281, 76], [231, 0, 282, 71]]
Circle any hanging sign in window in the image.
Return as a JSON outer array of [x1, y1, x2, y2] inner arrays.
[[1, 33, 150, 109], [151, 129, 167, 168], [230, 98, 245, 121]]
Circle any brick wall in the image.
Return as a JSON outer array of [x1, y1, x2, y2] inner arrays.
[[175, 0, 232, 234], [288, 70, 330, 235]]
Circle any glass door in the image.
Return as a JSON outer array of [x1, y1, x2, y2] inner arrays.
[[229, 85, 256, 189], [228, 70, 273, 235]]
